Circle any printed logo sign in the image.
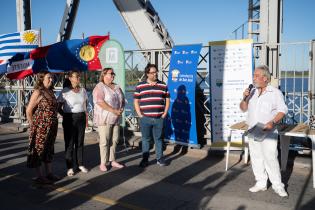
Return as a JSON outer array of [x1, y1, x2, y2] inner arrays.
[[165, 44, 202, 148], [209, 39, 253, 146]]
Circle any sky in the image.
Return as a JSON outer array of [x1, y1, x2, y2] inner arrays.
[[0, 0, 314, 50]]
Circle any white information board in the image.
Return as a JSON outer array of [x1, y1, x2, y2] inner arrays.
[[209, 39, 253, 144]]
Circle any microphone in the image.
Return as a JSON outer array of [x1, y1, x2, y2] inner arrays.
[[243, 84, 254, 101]]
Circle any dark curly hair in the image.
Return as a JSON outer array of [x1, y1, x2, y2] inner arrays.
[[144, 63, 158, 79], [64, 71, 81, 89]]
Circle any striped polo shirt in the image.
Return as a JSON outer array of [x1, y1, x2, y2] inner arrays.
[[134, 80, 170, 118]]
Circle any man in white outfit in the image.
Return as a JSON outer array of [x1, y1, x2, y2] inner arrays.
[[240, 65, 288, 197]]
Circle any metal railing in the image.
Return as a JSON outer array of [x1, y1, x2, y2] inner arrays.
[[0, 41, 313, 145], [253, 42, 313, 124]]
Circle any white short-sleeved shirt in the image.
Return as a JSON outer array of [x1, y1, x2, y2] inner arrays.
[[247, 85, 288, 129], [57, 87, 88, 113]]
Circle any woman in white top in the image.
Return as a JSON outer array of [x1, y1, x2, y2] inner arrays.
[[93, 68, 125, 172], [57, 71, 88, 176]]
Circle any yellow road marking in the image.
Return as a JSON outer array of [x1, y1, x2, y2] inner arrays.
[[0, 173, 147, 210]]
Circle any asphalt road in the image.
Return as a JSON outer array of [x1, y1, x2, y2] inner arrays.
[[0, 124, 314, 210]]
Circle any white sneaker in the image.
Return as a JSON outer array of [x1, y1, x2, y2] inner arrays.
[[67, 168, 74, 177], [78, 166, 89, 173], [249, 184, 267, 192], [274, 188, 288, 197]]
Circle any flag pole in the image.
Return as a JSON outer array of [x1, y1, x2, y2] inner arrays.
[[21, 78, 26, 124], [82, 32, 90, 131], [39, 28, 42, 47], [82, 32, 87, 89]]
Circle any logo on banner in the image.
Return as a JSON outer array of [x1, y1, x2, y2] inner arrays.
[[7, 59, 33, 74], [22, 30, 38, 44], [79, 45, 95, 62], [105, 48, 118, 64], [216, 79, 223, 87], [191, 50, 198, 54], [171, 69, 180, 82]]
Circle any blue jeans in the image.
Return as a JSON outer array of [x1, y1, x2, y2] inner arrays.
[[140, 116, 164, 160]]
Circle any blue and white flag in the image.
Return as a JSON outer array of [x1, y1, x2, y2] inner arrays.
[[0, 30, 39, 75]]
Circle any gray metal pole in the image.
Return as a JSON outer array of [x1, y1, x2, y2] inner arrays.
[[16, 0, 31, 31], [57, 0, 80, 42], [311, 40, 315, 115], [16, 0, 31, 123], [247, 0, 253, 40], [259, 0, 282, 80]]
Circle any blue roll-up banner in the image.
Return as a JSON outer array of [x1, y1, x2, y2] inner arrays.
[[165, 44, 202, 148]]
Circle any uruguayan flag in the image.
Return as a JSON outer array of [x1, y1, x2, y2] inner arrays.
[[0, 30, 39, 74]]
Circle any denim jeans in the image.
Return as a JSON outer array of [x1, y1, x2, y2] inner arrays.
[[140, 116, 164, 160]]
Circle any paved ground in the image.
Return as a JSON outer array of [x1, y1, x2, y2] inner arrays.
[[0, 123, 315, 210]]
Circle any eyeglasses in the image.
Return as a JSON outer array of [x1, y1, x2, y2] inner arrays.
[[106, 72, 116, 76], [147, 71, 158, 75]]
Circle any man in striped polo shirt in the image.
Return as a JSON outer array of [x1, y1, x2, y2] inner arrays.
[[134, 63, 170, 168]]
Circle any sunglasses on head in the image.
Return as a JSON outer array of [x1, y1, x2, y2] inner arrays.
[[106, 72, 116, 76]]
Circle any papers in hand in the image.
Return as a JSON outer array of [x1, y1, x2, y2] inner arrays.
[[247, 122, 269, 142]]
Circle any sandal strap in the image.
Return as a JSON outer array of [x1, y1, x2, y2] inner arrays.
[[67, 169, 74, 176]]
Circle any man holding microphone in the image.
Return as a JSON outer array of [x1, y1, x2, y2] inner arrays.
[[240, 65, 288, 197]]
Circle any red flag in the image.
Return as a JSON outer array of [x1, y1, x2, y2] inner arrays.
[[30, 35, 109, 72]]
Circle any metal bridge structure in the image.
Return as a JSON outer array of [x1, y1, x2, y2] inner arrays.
[[232, 0, 315, 125], [0, 0, 314, 145]]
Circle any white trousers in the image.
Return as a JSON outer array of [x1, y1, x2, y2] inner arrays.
[[248, 133, 284, 189]]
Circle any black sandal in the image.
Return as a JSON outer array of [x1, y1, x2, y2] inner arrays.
[[46, 174, 61, 182], [32, 176, 53, 184]]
